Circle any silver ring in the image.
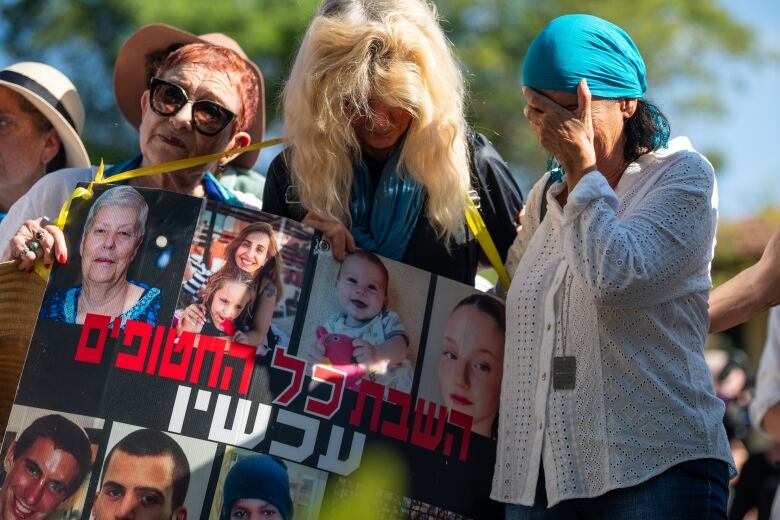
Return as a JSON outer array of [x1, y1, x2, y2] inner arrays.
[[19, 247, 30, 257], [34, 230, 45, 241]]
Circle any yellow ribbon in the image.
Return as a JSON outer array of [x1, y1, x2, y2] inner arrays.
[[34, 137, 285, 280], [39, 137, 511, 291], [464, 196, 511, 289]]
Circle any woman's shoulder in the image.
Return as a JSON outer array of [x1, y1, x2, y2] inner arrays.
[[263, 148, 304, 220], [25, 167, 100, 207], [42, 285, 78, 301], [267, 148, 293, 181], [503, 172, 555, 281], [524, 172, 555, 224], [466, 131, 508, 176], [0, 166, 99, 259], [647, 136, 715, 181], [128, 281, 162, 303], [39, 286, 79, 321], [125, 281, 162, 324]]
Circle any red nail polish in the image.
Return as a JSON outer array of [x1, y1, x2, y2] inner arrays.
[[58, 254, 66, 264], [44, 263, 51, 269]]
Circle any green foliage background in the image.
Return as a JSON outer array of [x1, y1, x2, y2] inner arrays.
[[0, 0, 756, 181]]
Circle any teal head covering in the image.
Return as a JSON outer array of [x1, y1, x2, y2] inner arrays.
[[522, 14, 646, 98]]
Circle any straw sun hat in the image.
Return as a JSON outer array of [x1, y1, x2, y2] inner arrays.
[[113, 23, 266, 169], [0, 62, 90, 169]]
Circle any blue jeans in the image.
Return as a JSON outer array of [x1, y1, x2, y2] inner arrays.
[[505, 458, 729, 520]]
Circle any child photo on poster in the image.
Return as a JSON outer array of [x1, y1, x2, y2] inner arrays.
[[298, 248, 430, 394], [175, 202, 314, 360]]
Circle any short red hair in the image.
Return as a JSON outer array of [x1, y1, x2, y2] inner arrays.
[[157, 43, 259, 133]]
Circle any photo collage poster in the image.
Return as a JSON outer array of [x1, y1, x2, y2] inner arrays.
[[2, 185, 506, 520]]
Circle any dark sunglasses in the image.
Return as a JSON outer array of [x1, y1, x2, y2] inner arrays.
[[149, 77, 236, 136]]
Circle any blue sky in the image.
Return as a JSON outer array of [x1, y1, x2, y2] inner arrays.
[[665, 0, 780, 219]]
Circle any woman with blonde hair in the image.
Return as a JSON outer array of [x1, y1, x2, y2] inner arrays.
[[263, 0, 522, 284]]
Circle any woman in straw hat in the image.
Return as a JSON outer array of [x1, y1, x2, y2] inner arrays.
[[495, 14, 732, 517], [0, 61, 90, 221], [263, 0, 523, 284], [0, 24, 264, 271]]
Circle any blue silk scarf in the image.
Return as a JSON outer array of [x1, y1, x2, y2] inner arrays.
[[349, 145, 425, 261]]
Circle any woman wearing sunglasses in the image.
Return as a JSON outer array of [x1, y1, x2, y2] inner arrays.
[[0, 32, 262, 269]]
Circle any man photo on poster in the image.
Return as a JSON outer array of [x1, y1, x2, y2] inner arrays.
[[0, 414, 92, 520], [92, 429, 189, 520]]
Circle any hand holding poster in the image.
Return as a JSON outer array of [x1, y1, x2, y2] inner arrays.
[[3, 185, 506, 519]]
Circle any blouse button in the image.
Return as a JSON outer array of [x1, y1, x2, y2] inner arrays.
[[546, 323, 552, 330], [541, 372, 547, 381]]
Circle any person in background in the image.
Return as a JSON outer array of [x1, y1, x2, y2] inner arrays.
[[263, 0, 522, 284], [710, 228, 780, 334], [0, 62, 90, 221], [728, 440, 780, 520], [708, 192, 780, 519]]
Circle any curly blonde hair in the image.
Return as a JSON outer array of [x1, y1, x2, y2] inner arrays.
[[283, 0, 470, 243]]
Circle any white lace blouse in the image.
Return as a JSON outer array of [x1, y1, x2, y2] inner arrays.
[[492, 137, 734, 507]]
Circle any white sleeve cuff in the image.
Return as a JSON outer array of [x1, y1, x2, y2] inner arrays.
[[561, 171, 619, 225]]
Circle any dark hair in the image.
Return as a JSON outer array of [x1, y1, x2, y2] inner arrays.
[[103, 429, 190, 509], [453, 293, 505, 332], [623, 99, 670, 164], [12, 414, 92, 496], [338, 250, 390, 296]]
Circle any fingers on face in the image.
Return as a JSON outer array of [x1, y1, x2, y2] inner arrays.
[[576, 79, 592, 121]]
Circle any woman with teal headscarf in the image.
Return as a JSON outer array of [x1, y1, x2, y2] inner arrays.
[[496, 14, 733, 519]]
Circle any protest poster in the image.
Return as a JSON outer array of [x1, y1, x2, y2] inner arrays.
[[2, 187, 506, 520]]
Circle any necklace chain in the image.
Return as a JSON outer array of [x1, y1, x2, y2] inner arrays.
[[560, 268, 573, 357]]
